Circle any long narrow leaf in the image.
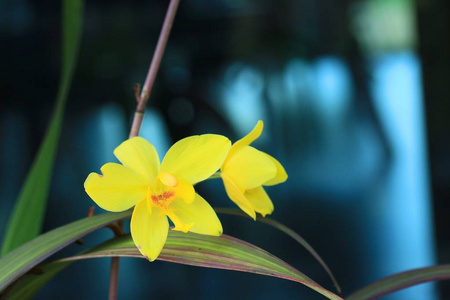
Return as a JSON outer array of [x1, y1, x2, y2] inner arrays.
[[3, 233, 343, 300], [1, 0, 84, 256], [215, 207, 341, 293], [0, 261, 71, 300], [0, 211, 131, 292], [4, 232, 342, 300], [347, 265, 450, 300], [58, 233, 343, 300]]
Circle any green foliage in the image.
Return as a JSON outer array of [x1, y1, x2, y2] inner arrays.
[[347, 265, 450, 300], [0, 0, 84, 256], [0, 210, 131, 292], [1, 261, 71, 300], [4, 209, 450, 300], [4, 233, 343, 300]]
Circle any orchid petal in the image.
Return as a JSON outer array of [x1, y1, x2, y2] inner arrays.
[[170, 193, 223, 236], [113, 137, 160, 183], [166, 211, 194, 233], [222, 146, 276, 190], [227, 120, 263, 158], [84, 163, 148, 212], [154, 173, 195, 204], [173, 178, 195, 204], [221, 173, 256, 220], [131, 200, 168, 262], [263, 154, 288, 186], [161, 134, 231, 185], [245, 186, 274, 217]]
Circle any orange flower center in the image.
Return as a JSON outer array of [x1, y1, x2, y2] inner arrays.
[[150, 190, 175, 210], [148, 172, 178, 210]]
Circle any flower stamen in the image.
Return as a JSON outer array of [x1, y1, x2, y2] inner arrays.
[[150, 190, 175, 210]]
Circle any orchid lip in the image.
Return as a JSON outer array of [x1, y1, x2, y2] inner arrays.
[[150, 190, 175, 210]]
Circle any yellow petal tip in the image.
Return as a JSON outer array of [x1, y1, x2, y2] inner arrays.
[[259, 210, 272, 218], [172, 223, 194, 233], [83, 172, 98, 190], [247, 210, 257, 221], [136, 245, 155, 262]]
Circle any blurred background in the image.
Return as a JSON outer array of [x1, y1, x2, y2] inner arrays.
[[1, 0, 450, 299]]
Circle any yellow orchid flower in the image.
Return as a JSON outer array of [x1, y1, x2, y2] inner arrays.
[[220, 121, 287, 220], [84, 135, 231, 261]]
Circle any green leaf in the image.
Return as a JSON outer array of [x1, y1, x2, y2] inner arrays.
[[0, 0, 84, 256], [2, 217, 343, 300], [5, 233, 343, 299], [0, 261, 71, 300], [0, 211, 131, 292], [215, 207, 341, 293], [57, 233, 343, 300], [347, 264, 450, 300]]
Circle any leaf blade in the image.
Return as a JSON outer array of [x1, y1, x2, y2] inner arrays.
[[0, 211, 131, 292], [3, 231, 343, 300], [0, 261, 71, 300], [347, 265, 450, 300], [61, 233, 343, 300], [214, 207, 341, 293], [0, 0, 84, 256]]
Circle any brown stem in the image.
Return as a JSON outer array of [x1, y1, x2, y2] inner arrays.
[[88, 206, 95, 217], [108, 1, 181, 299], [133, 84, 141, 103], [75, 207, 96, 245], [108, 257, 120, 300], [129, 0, 181, 138], [107, 223, 125, 237]]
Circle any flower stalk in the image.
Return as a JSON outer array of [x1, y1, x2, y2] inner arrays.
[[129, 0, 181, 139], [108, 257, 120, 300], [109, 0, 181, 298]]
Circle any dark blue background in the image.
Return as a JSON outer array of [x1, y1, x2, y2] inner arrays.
[[1, 0, 450, 299]]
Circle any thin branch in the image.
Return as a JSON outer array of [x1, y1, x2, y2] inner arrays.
[[75, 206, 96, 245], [109, 1, 181, 299], [107, 223, 125, 237], [133, 84, 141, 103], [108, 257, 120, 300], [87, 206, 95, 217], [129, 0, 181, 138]]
